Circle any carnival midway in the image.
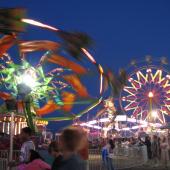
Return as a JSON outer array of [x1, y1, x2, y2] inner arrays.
[[0, 6, 170, 170]]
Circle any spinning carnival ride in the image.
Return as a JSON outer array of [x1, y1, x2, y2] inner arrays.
[[0, 8, 104, 132], [120, 57, 170, 124]]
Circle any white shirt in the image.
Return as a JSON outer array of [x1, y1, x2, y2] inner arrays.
[[20, 140, 35, 163]]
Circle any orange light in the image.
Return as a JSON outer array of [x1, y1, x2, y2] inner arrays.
[[98, 64, 104, 74]]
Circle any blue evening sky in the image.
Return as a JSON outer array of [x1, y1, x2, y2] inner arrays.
[[1, 0, 170, 132]]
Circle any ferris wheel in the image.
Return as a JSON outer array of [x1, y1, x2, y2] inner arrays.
[[119, 57, 170, 124]]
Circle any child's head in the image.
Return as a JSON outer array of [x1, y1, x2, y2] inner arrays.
[[60, 128, 82, 152], [20, 127, 32, 141]]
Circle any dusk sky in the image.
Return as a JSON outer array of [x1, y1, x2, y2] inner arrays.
[[1, 0, 170, 132]]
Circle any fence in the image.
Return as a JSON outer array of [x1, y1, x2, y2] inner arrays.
[[0, 159, 8, 170], [89, 149, 103, 170], [0, 146, 147, 170], [88, 145, 148, 170], [0, 150, 20, 170]]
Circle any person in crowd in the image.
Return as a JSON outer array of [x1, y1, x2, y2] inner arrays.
[[135, 137, 144, 146], [157, 137, 161, 159], [128, 137, 136, 146], [168, 135, 170, 161], [160, 136, 169, 168], [78, 129, 89, 170], [53, 128, 86, 170], [17, 149, 51, 170], [102, 141, 108, 170], [102, 139, 115, 170], [151, 135, 159, 167], [19, 127, 36, 163], [145, 136, 152, 160], [9, 127, 35, 168], [107, 139, 115, 170], [48, 141, 63, 170]]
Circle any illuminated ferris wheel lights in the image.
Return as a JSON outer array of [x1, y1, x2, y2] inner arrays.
[[122, 97, 126, 101], [148, 91, 154, 98], [88, 120, 97, 125], [120, 59, 170, 125], [100, 118, 109, 122], [151, 110, 158, 118], [146, 68, 152, 73], [128, 77, 133, 82], [166, 75, 170, 79], [131, 126, 139, 129]]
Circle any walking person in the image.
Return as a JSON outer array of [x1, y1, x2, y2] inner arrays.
[[78, 130, 89, 170], [102, 139, 115, 170], [53, 128, 86, 170], [151, 135, 159, 167], [107, 139, 115, 170], [19, 127, 36, 163], [158, 137, 161, 160], [9, 127, 35, 168], [160, 136, 169, 168], [145, 136, 152, 160]]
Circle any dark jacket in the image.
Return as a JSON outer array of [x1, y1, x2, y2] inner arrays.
[[52, 155, 63, 170], [54, 154, 86, 170]]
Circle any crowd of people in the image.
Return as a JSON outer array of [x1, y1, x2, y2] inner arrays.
[[0, 126, 169, 170], [101, 133, 170, 170], [146, 135, 170, 168], [8, 127, 89, 170]]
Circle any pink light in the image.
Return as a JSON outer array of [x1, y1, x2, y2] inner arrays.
[[146, 68, 152, 73], [80, 123, 86, 126], [93, 125, 101, 129], [115, 115, 127, 121], [122, 97, 126, 101], [128, 78, 133, 82], [100, 73, 103, 94], [85, 118, 109, 125], [138, 119, 148, 125], [151, 110, 158, 118], [148, 91, 154, 98], [22, 18, 59, 31], [99, 118, 109, 122], [103, 127, 112, 131], [78, 48, 104, 95], [131, 126, 139, 129], [127, 118, 136, 123], [98, 64, 104, 94], [80, 122, 101, 130], [166, 75, 170, 79], [140, 124, 147, 128], [88, 120, 97, 125], [122, 127, 130, 131], [81, 48, 97, 64], [115, 128, 120, 131]]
